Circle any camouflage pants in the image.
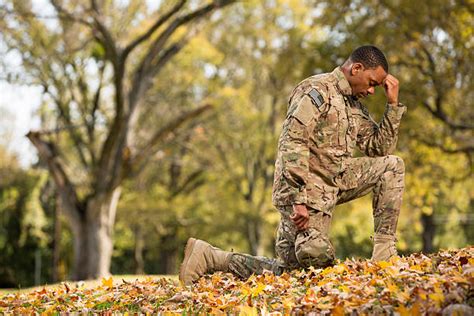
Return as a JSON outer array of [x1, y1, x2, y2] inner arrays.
[[227, 155, 405, 278]]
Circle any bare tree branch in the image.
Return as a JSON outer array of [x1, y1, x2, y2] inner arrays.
[[421, 100, 474, 131], [214, 140, 242, 190], [55, 99, 90, 168], [26, 131, 84, 221], [170, 170, 205, 198], [49, 0, 91, 26], [1, 3, 91, 26], [122, 0, 188, 59], [128, 33, 193, 113], [42, 59, 90, 169], [131, 0, 236, 107], [413, 42, 474, 131], [91, 4, 127, 193], [130, 104, 214, 175], [31, 124, 88, 135], [151, 33, 193, 74], [87, 62, 106, 165], [418, 137, 474, 154], [85, 0, 121, 64]]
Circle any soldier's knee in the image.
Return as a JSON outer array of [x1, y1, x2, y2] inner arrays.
[[386, 155, 405, 173], [295, 229, 335, 268]]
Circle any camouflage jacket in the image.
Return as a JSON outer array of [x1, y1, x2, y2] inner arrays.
[[272, 67, 406, 214]]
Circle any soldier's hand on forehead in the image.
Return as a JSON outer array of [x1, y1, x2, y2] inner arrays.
[[383, 74, 399, 105], [291, 204, 309, 230]]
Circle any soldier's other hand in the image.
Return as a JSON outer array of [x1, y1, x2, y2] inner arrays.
[[291, 204, 309, 231], [383, 74, 399, 105]]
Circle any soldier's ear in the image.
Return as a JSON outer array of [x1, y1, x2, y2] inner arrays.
[[351, 63, 364, 76]]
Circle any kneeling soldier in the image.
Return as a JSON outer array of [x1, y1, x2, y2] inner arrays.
[[180, 45, 406, 285]]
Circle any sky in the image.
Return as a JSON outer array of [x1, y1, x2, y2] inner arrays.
[[0, 78, 42, 167], [0, 0, 162, 167], [0, 0, 52, 167]]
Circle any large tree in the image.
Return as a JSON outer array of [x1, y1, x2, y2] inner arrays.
[[0, 0, 236, 279]]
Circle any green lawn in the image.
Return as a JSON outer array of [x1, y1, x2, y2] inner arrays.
[[0, 274, 177, 295]]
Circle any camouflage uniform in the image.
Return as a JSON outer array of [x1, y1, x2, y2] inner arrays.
[[227, 67, 406, 279]]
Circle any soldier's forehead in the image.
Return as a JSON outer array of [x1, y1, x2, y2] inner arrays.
[[370, 68, 387, 85]]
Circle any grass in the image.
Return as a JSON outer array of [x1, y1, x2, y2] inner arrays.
[[0, 274, 177, 296]]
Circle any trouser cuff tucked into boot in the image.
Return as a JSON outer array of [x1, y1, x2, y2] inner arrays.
[[213, 250, 232, 272], [371, 233, 398, 261]]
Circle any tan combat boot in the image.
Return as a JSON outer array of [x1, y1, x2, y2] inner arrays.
[[179, 238, 232, 285], [371, 233, 397, 261]]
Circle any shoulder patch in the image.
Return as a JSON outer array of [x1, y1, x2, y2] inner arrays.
[[292, 95, 315, 126], [307, 88, 327, 111], [308, 88, 325, 108]]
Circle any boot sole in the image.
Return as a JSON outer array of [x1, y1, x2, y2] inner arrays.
[[179, 238, 197, 285]]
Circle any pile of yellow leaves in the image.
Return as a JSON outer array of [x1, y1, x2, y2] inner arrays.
[[1, 247, 473, 314]]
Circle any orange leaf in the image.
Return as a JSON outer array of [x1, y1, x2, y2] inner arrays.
[[101, 277, 113, 288], [378, 261, 392, 269], [238, 305, 258, 316], [332, 305, 345, 316]]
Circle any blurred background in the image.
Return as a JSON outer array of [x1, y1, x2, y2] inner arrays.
[[0, 0, 472, 288]]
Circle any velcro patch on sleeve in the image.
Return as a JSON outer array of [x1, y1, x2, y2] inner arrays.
[[292, 96, 315, 126], [308, 88, 325, 109]]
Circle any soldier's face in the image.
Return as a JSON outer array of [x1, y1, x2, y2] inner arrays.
[[349, 64, 387, 99]]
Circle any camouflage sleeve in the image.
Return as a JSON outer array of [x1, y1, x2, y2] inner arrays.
[[356, 102, 407, 157], [279, 95, 318, 204]]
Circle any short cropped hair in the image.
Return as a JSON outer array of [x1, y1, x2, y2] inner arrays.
[[350, 45, 389, 73]]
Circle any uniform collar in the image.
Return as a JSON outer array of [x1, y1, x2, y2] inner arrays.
[[332, 67, 352, 96]]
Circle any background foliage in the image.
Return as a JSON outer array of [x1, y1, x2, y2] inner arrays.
[[0, 0, 472, 287]]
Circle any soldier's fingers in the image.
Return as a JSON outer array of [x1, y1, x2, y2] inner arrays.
[[293, 219, 302, 229], [298, 210, 309, 219], [385, 74, 394, 81], [290, 215, 300, 224], [292, 216, 306, 225], [294, 219, 308, 229], [383, 78, 394, 87], [301, 218, 309, 229], [297, 220, 308, 230], [384, 81, 395, 92], [384, 75, 395, 83], [385, 74, 398, 82], [384, 77, 398, 88], [299, 217, 309, 225], [292, 211, 308, 220], [290, 213, 302, 222], [298, 215, 308, 222], [290, 212, 301, 220], [303, 222, 310, 230]]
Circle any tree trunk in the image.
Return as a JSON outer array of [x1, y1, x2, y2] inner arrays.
[[70, 188, 121, 280], [134, 225, 145, 275], [247, 217, 263, 256], [460, 198, 474, 244], [421, 213, 435, 253], [160, 232, 179, 275], [164, 250, 178, 275], [52, 193, 61, 283]]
